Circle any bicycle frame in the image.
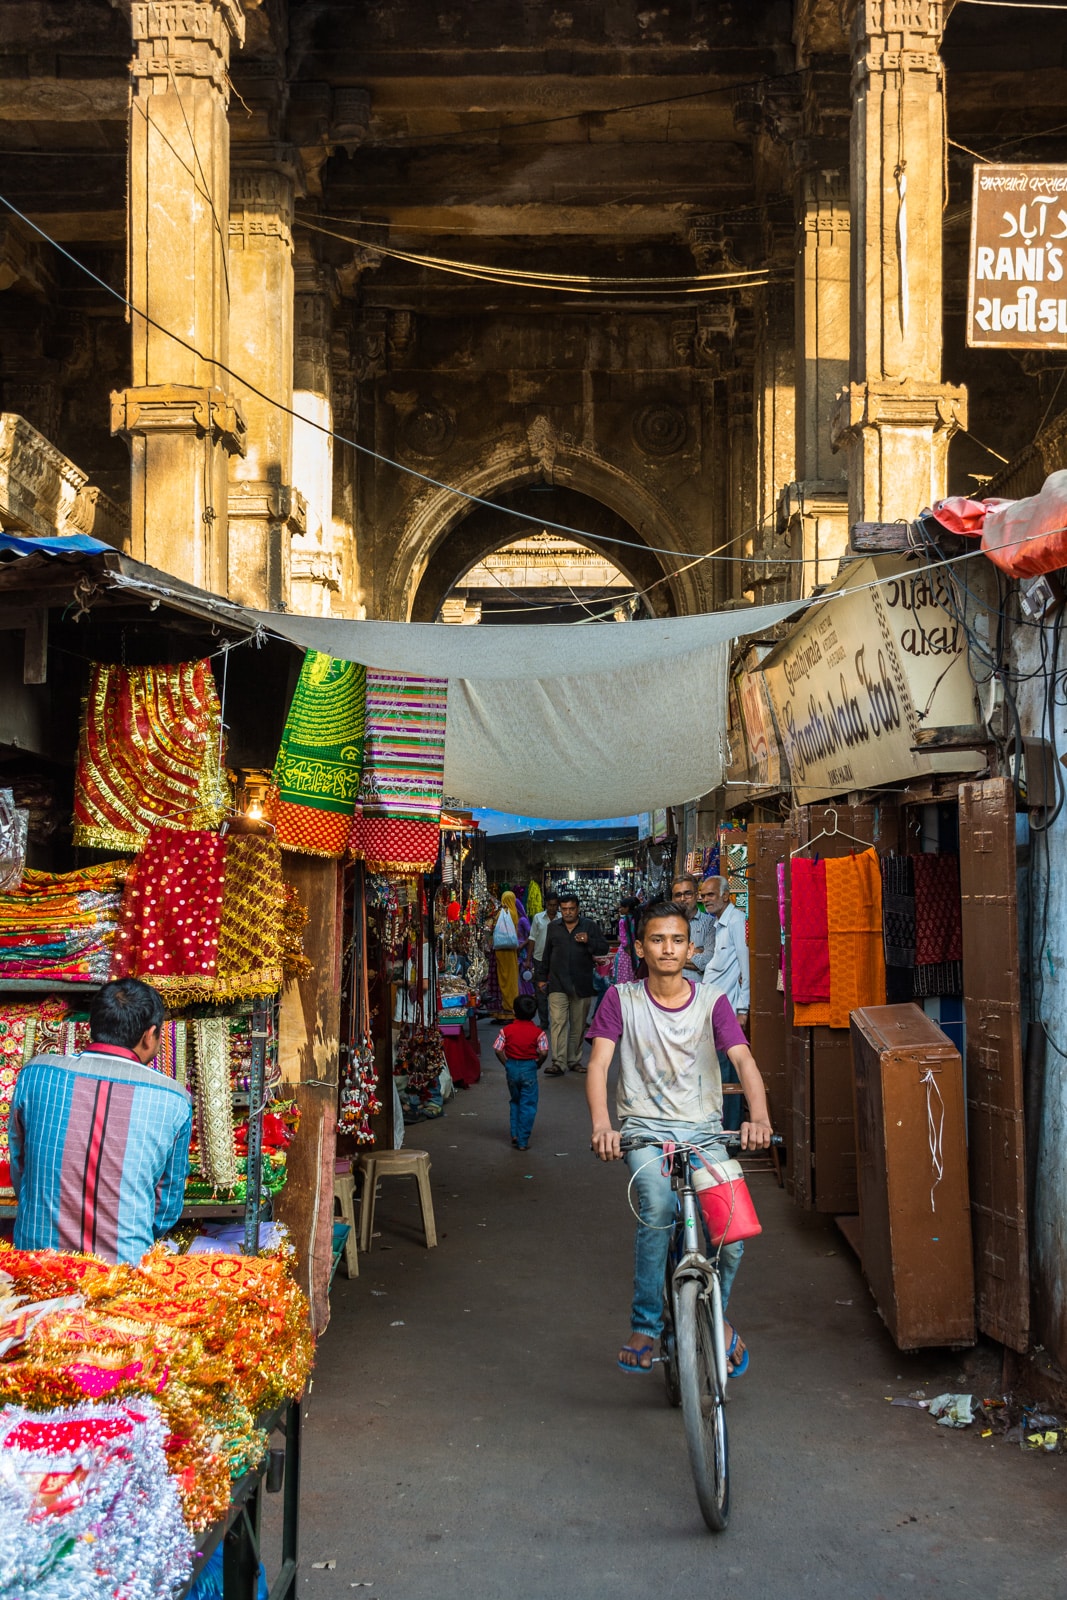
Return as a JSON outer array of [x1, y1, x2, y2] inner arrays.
[[665, 1150, 729, 1396]]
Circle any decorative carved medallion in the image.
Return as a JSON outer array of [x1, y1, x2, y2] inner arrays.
[[632, 403, 687, 457], [401, 406, 455, 458]]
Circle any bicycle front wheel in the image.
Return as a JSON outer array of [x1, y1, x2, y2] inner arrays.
[[675, 1277, 729, 1531]]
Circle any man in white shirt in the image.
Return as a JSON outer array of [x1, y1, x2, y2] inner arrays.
[[700, 876, 750, 1130], [528, 893, 560, 1029]]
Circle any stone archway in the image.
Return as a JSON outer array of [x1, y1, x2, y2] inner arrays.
[[377, 436, 709, 621], [408, 485, 670, 623]]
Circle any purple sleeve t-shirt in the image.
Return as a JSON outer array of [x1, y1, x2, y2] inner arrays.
[[587, 980, 747, 1054]]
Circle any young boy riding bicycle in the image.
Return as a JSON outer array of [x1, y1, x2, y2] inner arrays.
[[585, 900, 773, 1375]]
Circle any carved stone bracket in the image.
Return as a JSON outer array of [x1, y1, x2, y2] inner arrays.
[[830, 379, 967, 451], [228, 481, 307, 535], [229, 167, 295, 250], [353, 314, 389, 381], [0, 218, 52, 300], [130, 0, 245, 93], [291, 540, 341, 592], [110, 384, 248, 457], [0, 412, 128, 543]]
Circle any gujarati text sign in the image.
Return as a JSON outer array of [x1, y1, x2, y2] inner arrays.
[[968, 164, 1067, 349]]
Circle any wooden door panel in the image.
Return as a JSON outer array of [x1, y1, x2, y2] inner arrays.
[[959, 777, 1029, 1352]]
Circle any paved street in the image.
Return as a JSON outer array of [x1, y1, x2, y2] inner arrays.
[[291, 1031, 1063, 1600]]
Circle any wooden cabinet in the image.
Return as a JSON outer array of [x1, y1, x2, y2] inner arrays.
[[850, 1004, 975, 1350]]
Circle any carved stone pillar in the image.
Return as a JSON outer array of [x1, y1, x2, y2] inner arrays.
[[227, 165, 301, 609], [726, 369, 756, 604], [749, 284, 796, 604], [290, 237, 340, 616], [111, 0, 247, 593], [831, 0, 966, 524], [784, 159, 851, 593]]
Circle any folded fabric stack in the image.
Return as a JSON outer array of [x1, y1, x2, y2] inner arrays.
[[0, 864, 129, 983]]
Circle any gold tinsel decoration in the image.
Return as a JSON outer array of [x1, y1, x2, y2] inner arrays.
[[280, 884, 312, 982]]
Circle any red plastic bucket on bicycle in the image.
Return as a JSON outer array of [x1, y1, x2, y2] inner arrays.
[[696, 1171, 762, 1246]]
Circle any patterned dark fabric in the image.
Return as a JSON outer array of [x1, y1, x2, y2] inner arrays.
[[881, 854, 916, 970], [912, 853, 963, 998]]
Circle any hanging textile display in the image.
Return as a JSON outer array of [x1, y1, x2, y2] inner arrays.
[[271, 651, 366, 858], [72, 661, 224, 851], [0, 1398, 191, 1600], [190, 1018, 239, 1191], [213, 834, 286, 999], [790, 857, 831, 1025], [349, 671, 447, 873], [110, 830, 227, 1004], [881, 853, 917, 1005], [825, 849, 887, 1028], [912, 853, 964, 997], [0, 999, 72, 1189], [0, 864, 128, 984]]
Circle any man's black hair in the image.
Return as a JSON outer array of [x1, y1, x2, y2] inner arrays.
[[558, 891, 579, 906], [545, 890, 560, 903], [89, 978, 165, 1051], [512, 994, 538, 1022], [637, 900, 691, 938]]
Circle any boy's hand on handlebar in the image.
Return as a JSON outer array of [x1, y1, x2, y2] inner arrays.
[[740, 1118, 773, 1151], [591, 1125, 621, 1161]]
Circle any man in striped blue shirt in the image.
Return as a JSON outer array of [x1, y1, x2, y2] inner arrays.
[[9, 978, 192, 1265]]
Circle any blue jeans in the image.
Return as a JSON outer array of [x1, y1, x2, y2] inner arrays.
[[505, 1059, 539, 1146], [625, 1124, 744, 1339]]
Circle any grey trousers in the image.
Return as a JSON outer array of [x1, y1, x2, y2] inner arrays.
[[548, 992, 591, 1070]]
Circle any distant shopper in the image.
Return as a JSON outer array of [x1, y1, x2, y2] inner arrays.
[[9, 977, 192, 1265], [700, 875, 751, 1132], [529, 892, 561, 1028], [671, 873, 716, 978], [613, 896, 641, 984], [534, 892, 609, 1075], [494, 994, 549, 1150]]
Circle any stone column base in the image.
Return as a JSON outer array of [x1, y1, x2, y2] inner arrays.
[[830, 380, 967, 526], [778, 479, 850, 596], [227, 482, 306, 610]]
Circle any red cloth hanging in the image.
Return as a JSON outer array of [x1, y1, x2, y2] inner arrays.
[[789, 857, 831, 1005]]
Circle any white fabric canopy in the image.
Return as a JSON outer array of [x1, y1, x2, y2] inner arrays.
[[253, 603, 800, 820]]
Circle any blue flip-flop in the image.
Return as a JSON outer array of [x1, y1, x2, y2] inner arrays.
[[727, 1330, 749, 1377], [617, 1338, 655, 1374]]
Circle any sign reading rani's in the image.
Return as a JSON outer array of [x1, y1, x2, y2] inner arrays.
[[968, 164, 1067, 348]]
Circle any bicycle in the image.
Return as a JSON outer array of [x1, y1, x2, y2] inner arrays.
[[618, 1130, 783, 1533]]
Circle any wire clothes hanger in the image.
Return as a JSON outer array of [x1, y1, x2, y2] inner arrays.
[[789, 809, 873, 858]]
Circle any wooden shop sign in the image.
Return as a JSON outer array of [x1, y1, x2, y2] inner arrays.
[[758, 557, 984, 804], [968, 164, 1067, 348]]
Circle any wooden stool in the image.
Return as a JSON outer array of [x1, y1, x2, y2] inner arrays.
[[723, 1085, 784, 1189], [356, 1150, 437, 1252], [332, 1161, 360, 1278]]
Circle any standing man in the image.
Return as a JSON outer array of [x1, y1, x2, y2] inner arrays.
[[700, 875, 751, 1131], [528, 891, 560, 1030], [9, 977, 192, 1265], [670, 873, 716, 979], [535, 891, 608, 1076]]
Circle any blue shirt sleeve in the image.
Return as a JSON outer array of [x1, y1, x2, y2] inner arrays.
[[8, 1081, 24, 1198], [153, 1105, 192, 1238]]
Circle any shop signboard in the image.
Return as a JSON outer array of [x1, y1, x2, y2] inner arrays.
[[759, 557, 984, 805], [736, 646, 782, 788], [968, 163, 1067, 349]]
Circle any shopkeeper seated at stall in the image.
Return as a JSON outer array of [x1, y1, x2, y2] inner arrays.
[[9, 977, 192, 1265]]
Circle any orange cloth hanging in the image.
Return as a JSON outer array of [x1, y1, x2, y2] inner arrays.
[[825, 849, 886, 1028]]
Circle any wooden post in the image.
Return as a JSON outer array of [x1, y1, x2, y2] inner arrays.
[[276, 856, 342, 1335]]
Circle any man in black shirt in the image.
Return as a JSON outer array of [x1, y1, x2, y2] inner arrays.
[[534, 892, 609, 1075]]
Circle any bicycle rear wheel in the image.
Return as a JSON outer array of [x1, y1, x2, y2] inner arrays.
[[675, 1277, 729, 1531]]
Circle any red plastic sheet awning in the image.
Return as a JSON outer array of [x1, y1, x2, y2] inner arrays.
[[931, 469, 1067, 579]]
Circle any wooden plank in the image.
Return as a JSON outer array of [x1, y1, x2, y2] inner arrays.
[[959, 776, 1030, 1352], [747, 823, 790, 1140], [22, 609, 47, 684], [277, 857, 344, 1333]]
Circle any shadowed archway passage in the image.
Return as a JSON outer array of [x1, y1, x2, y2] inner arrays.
[[409, 487, 682, 623]]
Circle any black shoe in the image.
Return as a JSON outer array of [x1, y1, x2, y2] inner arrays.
[[511, 1137, 519, 1147]]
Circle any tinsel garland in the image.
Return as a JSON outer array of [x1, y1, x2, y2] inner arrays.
[[190, 1018, 239, 1191], [0, 1244, 314, 1532], [280, 884, 313, 982], [0, 1398, 192, 1600]]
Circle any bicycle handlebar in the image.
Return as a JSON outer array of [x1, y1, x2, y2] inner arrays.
[[614, 1132, 785, 1154]]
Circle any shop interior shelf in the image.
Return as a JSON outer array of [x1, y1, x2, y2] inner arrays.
[[0, 979, 102, 995]]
